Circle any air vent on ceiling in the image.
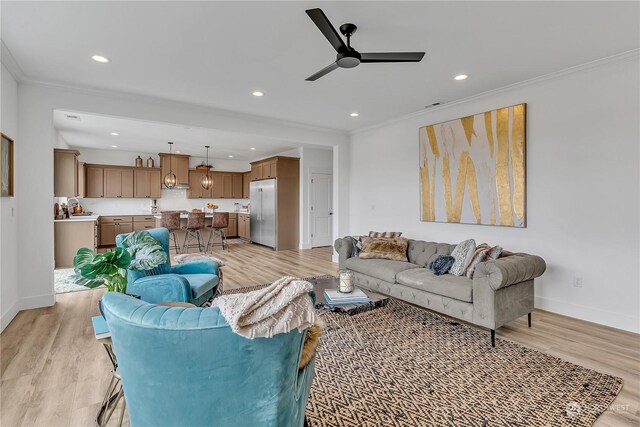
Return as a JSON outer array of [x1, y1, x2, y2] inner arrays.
[[424, 102, 442, 109], [65, 114, 81, 121]]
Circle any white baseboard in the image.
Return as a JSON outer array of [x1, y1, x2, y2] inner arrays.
[[0, 300, 20, 333], [20, 293, 56, 311], [535, 295, 639, 334]]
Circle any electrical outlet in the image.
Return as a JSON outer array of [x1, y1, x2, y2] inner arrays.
[[573, 277, 583, 288]]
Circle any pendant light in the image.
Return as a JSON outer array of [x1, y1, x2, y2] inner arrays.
[[201, 145, 213, 190], [163, 142, 177, 189]]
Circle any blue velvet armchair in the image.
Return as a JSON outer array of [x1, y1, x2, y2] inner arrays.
[[101, 292, 315, 427], [116, 227, 219, 306]]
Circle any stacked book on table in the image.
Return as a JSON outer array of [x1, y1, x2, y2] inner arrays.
[[323, 289, 370, 306]]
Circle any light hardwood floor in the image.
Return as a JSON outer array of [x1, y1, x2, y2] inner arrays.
[[1, 241, 638, 426]]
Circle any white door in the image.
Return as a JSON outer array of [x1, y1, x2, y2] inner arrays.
[[311, 173, 332, 247]]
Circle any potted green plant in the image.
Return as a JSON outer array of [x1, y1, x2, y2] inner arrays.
[[69, 231, 167, 294]]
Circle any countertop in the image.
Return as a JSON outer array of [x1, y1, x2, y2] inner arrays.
[[54, 215, 99, 223]]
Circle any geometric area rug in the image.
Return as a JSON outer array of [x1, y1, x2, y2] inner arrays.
[[304, 299, 623, 427]]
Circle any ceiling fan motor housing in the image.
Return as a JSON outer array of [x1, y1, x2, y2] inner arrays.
[[337, 50, 361, 68]]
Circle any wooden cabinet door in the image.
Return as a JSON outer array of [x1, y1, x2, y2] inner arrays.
[[188, 170, 203, 198], [77, 161, 85, 198], [134, 169, 149, 198], [149, 169, 161, 198], [133, 221, 155, 231], [175, 156, 189, 186], [117, 222, 133, 236], [104, 168, 122, 197], [212, 173, 225, 198], [228, 215, 238, 236], [121, 169, 134, 198], [85, 166, 104, 198], [243, 172, 251, 198], [232, 174, 243, 198], [266, 161, 277, 178], [255, 163, 264, 180], [54, 150, 78, 197], [223, 174, 233, 198], [100, 223, 116, 246]]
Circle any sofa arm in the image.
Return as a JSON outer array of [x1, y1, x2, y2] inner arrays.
[[334, 237, 356, 269], [170, 260, 219, 276], [127, 274, 192, 304], [474, 253, 546, 291]]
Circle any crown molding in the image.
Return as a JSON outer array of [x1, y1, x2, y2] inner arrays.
[[0, 40, 26, 81], [350, 48, 640, 136], [18, 76, 349, 140]]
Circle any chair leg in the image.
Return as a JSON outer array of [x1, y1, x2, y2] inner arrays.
[[528, 312, 532, 328], [196, 230, 203, 252], [182, 230, 191, 254], [205, 228, 214, 253], [221, 229, 228, 251], [490, 329, 495, 347], [170, 231, 180, 254]]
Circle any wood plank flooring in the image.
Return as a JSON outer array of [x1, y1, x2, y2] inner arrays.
[[1, 241, 638, 426]]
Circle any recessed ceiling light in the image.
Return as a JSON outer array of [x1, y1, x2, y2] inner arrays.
[[92, 55, 111, 63], [252, 91, 264, 97], [111, 132, 119, 136], [111, 145, 118, 148], [454, 74, 468, 81], [250, 147, 256, 150], [228, 155, 234, 158], [350, 112, 359, 117]]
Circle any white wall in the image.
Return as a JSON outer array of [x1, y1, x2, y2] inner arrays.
[[14, 82, 348, 318], [348, 55, 640, 333], [0, 63, 19, 331], [300, 147, 333, 248]]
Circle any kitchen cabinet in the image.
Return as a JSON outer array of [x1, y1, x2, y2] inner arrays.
[[54, 149, 81, 197], [227, 213, 238, 237], [238, 213, 250, 240], [77, 161, 85, 198], [243, 172, 251, 198], [134, 168, 161, 198], [212, 173, 225, 198], [223, 174, 233, 198], [250, 156, 291, 182], [104, 168, 134, 198], [232, 174, 243, 198], [85, 166, 104, 198], [133, 215, 156, 231], [99, 216, 134, 246], [54, 220, 97, 268], [159, 153, 189, 188], [188, 170, 214, 199]]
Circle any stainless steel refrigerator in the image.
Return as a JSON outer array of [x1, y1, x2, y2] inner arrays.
[[250, 179, 277, 248]]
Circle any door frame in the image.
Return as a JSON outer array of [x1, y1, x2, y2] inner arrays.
[[309, 171, 333, 248]]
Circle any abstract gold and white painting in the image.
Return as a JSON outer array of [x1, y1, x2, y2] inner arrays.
[[419, 103, 526, 227]]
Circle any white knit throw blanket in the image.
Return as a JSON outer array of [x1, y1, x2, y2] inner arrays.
[[211, 276, 316, 339]]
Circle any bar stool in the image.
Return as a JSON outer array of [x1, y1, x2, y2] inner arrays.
[[182, 212, 205, 253], [160, 211, 181, 254], [206, 212, 229, 252]]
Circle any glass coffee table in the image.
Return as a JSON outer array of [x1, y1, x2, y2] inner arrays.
[[309, 275, 389, 315]]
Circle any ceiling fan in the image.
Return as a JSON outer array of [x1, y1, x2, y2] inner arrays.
[[305, 8, 425, 81]]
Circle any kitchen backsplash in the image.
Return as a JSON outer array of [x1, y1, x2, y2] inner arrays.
[[58, 189, 248, 215]]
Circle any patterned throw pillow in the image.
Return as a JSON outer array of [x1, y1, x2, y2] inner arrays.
[[463, 243, 504, 278], [428, 255, 455, 276], [368, 231, 403, 238], [449, 239, 476, 276], [359, 236, 409, 262]]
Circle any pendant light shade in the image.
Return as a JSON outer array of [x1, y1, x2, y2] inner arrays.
[[201, 145, 213, 190], [163, 142, 177, 189]]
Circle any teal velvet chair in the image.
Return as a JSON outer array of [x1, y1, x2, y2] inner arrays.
[[101, 292, 315, 427], [116, 227, 219, 306]]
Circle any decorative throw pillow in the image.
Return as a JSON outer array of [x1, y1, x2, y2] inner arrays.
[[463, 243, 504, 278], [368, 231, 403, 239], [428, 255, 455, 276], [173, 253, 225, 267], [359, 236, 409, 262], [449, 239, 476, 276], [350, 236, 363, 256]]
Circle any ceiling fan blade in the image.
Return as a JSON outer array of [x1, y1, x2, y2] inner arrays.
[[360, 52, 426, 63], [305, 62, 340, 81], [306, 8, 348, 53]]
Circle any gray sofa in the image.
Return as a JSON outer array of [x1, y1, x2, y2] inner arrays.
[[334, 237, 546, 346]]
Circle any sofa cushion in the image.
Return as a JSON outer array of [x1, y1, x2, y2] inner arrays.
[[396, 268, 473, 302], [180, 274, 219, 299], [345, 257, 420, 284], [407, 240, 455, 267]]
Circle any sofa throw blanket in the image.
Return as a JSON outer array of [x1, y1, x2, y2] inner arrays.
[[211, 276, 316, 339]]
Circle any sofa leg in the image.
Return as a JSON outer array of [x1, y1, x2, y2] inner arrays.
[[490, 329, 495, 347], [528, 312, 532, 328]]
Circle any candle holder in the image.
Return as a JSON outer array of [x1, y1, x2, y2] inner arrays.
[[338, 269, 355, 293]]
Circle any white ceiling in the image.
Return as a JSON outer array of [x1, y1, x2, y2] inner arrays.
[[3, 2, 639, 131], [52, 110, 304, 161]]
